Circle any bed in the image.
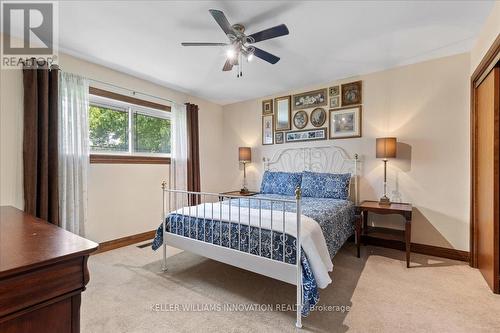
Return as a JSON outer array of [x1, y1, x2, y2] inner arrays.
[[152, 146, 359, 328]]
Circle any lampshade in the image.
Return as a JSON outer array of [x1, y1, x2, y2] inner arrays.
[[376, 137, 397, 158], [239, 147, 251, 162]]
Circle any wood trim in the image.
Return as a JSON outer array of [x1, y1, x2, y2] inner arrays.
[[362, 236, 470, 262], [89, 87, 171, 112], [90, 154, 170, 164], [471, 35, 500, 88], [470, 34, 500, 268], [494, 69, 500, 293], [93, 230, 156, 254]]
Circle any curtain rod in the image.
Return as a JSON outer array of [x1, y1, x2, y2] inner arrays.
[[26, 61, 180, 106], [53, 66, 177, 105], [86, 77, 178, 105]]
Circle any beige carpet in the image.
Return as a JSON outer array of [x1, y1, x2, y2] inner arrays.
[[82, 242, 500, 333]]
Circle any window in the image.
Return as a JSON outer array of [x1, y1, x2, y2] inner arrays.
[[88, 88, 171, 164], [89, 104, 129, 153]]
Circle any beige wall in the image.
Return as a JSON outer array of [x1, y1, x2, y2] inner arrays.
[[470, 1, 500, 73], [221, 53, 471, 251], [0, 33, 475, 250], [0, 44, 224, 243]]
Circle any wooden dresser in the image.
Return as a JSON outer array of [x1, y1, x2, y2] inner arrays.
[[0, 206, 98, 333]]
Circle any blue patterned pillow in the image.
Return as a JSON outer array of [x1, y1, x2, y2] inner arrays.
[[301, 171, 351, 199], [260, 171, 303, 196]]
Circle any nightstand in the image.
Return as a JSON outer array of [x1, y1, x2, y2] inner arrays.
[[220, 191, 259, 197], [356, 200, 413, 267]]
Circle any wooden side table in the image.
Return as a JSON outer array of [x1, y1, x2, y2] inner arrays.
[[220, 190, 259, 197], [356, 201, 413, 267]]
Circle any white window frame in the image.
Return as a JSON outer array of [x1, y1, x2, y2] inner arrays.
[[89, 94, 171, 158]]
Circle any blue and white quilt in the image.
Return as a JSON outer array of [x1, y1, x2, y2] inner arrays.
[[152, 194, 355, 316]]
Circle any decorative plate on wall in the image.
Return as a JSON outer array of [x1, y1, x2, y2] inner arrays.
[[293, 110, 308, 129], [310, 108, 326, 127]]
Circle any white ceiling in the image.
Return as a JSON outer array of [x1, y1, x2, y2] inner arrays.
[[53, 1, 494, 104]]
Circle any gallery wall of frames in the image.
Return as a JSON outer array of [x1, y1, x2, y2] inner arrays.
[[261, 80, 362, 145]]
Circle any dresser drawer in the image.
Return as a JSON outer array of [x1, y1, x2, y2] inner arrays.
[[0, 257, 85, 317]]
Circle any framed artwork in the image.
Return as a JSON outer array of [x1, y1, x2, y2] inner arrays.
[[274, 96, 291, 131], [329, 106, 362, 139], [341, 81, 362, 106], [292, 88, 327, 110], [310, 108, 326, 127], [262, 99, 273, 115], [285, 128, 327, 143], [262, 115, 274, 145], [329, 85, 339, 97], [275, 132, 284, 144], [293, 110, 308, 129], [330, 96, 340, 108]]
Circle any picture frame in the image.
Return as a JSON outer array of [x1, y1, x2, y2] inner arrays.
[[262, 99, 273, 115], [293, 110, 308, 129], [329, 85, 339, 97], [329, 106, 362, 139], [292, 88, 327, 110], [285, 128, 327, 143], [275, 131, 284, 144], [341, 81, 362, 106], [330, 96, 340, 108], [274, 96, 291, 131], [310, 108, 326, 127], [262, 115, 274, 145]]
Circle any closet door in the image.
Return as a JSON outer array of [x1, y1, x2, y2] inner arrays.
[[475, 66, 499, 293]]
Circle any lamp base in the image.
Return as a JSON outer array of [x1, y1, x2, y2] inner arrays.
[[379, 196, 391, 206]]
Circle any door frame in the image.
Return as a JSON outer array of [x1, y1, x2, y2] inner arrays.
[[470, 34, 500, 268]]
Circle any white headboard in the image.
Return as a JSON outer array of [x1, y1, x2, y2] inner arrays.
[[263, 145, 360, 204]]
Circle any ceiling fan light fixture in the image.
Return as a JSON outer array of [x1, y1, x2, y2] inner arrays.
[[226, 48, 236, 59], [182, 9, 289, 76]]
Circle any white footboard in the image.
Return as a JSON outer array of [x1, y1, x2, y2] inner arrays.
[[161, 183, 303, 328]]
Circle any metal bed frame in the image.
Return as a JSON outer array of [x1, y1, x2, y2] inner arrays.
[[160, 146, 359, 328]]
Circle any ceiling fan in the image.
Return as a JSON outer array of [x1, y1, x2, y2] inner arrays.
[[181, 9, 289, 77]]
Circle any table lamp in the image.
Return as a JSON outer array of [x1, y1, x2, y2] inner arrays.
[[239, 147, 251, 193], [376, 137, 397, 205]]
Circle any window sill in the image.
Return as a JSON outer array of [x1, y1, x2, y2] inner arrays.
[[90, 154, 171, 165]]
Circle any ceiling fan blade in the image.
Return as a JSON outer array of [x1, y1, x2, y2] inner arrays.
[[181, 42, 228, 46], [253, 47, 280, 64], [222, 59, 233, 71], [209, 9, 235, 37], [247, 24, 289, 43]]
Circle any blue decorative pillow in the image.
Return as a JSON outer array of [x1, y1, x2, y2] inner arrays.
[[301, 171, 351, 199], [260, 171, 302, 196]]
